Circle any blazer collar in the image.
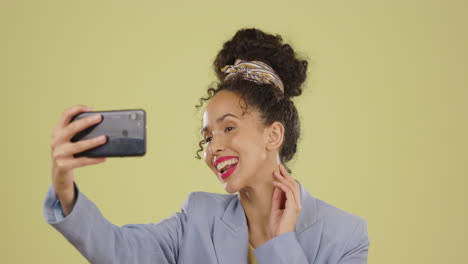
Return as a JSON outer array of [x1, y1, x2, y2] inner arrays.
[[220, 179, 319, 234], [212, 180, 319, 263]]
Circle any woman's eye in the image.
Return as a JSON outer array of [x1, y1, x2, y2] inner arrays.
[[204, 127, 234, 144]]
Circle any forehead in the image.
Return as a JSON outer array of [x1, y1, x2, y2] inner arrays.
[[203, 90, 243, 123], [202, 91, 263, 133]]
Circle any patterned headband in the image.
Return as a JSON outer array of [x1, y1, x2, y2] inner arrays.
[[220, 59, 284, 92]]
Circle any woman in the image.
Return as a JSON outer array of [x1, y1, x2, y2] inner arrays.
[[44, 28, 369, 263]]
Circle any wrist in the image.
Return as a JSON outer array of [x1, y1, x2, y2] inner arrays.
[[55, 186, 77, 216]]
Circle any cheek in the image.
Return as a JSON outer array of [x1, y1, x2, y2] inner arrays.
[[236, 131, 265, 149], [232, 134, 267, 161], [203, 151, 211, 167]]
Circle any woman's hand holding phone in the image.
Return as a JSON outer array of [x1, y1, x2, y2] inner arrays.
[[50, 105, 108, 216]]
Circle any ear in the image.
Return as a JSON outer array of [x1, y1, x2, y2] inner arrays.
[[264, 121, 285, 151]]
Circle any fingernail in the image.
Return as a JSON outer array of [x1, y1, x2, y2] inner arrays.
[[92, 114, 101, 120]]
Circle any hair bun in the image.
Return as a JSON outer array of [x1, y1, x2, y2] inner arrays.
[[214, 28, 308, 98]]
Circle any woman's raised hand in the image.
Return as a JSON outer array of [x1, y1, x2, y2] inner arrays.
[[269, 163, 302, 238], [50, 105, 107, 215]]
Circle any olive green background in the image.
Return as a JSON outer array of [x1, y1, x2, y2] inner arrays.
[[2, 0, 467, 263]]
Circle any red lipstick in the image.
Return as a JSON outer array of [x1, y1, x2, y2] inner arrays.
[[219, 162, 238, 180], [214, 156, 238, 167], [214, 156, 239, 180]]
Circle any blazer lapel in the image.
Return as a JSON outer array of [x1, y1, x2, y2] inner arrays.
[[295, 180, 324, 262], [295, 179, 320, 233], [212, 196, 249, 264]]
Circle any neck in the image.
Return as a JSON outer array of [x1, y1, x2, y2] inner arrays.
[[238, 155, 280, 240]]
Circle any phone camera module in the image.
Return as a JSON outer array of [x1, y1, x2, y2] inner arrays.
[[129, 113, 137, 120]]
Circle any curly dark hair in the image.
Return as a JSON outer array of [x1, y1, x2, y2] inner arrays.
[[194, 28, 308, 174]]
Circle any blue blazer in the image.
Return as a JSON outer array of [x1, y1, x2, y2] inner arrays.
[[43, 180, 369, 263]]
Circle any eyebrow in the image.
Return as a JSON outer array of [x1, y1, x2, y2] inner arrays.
[[201, 113, 239, 135]]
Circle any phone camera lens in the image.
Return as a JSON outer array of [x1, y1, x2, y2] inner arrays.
[[130, 113, 137, 120]]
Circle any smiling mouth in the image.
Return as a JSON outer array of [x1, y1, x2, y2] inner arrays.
[[216, 158, 238, 173], [215, 158, 239, 179], [218, 162, 238, 180]]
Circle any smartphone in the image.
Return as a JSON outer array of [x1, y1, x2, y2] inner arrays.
[[70, 109, 146, 157]]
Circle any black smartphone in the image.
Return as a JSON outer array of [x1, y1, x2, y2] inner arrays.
[[70, 109, 146, 157]]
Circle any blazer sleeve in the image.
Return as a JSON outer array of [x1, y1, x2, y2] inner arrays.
[[43, 182, 194, 264], [253, 232, 309, 263], [337, 218, 370, 264]]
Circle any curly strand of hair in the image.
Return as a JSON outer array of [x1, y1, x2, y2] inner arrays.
[[195, 87, 217, 109], [195, 138, 206, 159], [194, 85, 219, 159]]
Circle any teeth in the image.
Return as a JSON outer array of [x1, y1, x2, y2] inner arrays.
[[216, 158, 238, 172]]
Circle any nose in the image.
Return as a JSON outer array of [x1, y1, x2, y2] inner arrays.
[[208, 136, 225, 155]]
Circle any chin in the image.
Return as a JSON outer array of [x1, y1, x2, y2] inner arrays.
[[223, 181, 241, 194]]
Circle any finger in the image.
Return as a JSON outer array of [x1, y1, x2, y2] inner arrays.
[[279, 164, 294, 182], [272, 181, 295, 210], [278, 164, 296, 189], [273, 180, 298, 210], [279, 173, 301, 210], [52, 135, 107, 159], [57, 114, 103, 143], [275, 170, 302, 210], [52, 113, 102, 147], [271, 186, 284, 211], [55, 105, 93, 130], [55, 156, 107, 171], [293, 180, 301, 207], [274, 172, 298, 204], [278, 165, 301, 208]]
